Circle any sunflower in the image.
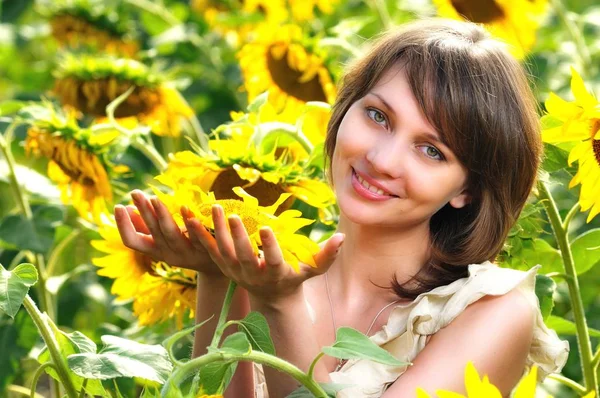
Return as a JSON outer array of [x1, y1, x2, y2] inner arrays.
[[416, 362, 553, 398], [154, 183, 320, 272], [92, 222, 197, 327], [288, 0, 340, 21], [238, 24, 337, 117], [541, 68, 600, 222], [23, 104, 127, 223], [432, 0, 548, 59], [92, 223, 154, 299], [191, 0, 288, 46], [53, 54, 193, 137], [38, 0, 138, 56], [133, 263, 197, 327], [155, 102, 335, 213]]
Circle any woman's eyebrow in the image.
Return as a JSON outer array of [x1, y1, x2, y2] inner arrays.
[[368, 92, 448, 147]]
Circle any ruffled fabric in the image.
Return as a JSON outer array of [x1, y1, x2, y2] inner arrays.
[[328, 262, 569, 397], [254, 262, 569, 397]]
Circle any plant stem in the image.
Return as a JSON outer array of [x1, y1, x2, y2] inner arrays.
[[45, 229, 81, 280], [162, 351, 328, 398], [131, 136, 168, 172], [538, 182, 598, 395], [23, 296, 78, 398], [592, 347, 600, 368], [210, 281, 238, 348], [30, 363, 57, 398], [0, 125, 53, 319], [124, 0, 181, 26], [6, 384, 43, 398], [308, 352, 325, 380], [563, 202, 581, 232], [550, 0, 592, 75], [548, 374, 587, 395], [371, 0, 392, 29]]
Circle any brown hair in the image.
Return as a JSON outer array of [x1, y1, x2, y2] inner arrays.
[[325, 19, 542, 299]]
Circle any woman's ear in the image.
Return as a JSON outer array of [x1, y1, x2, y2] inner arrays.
[[449, 190, 471, 209]]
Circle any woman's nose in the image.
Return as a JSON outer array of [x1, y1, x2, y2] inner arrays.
[[365, 139, 407, 179]]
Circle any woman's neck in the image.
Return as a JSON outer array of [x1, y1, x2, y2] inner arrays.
[[327, 215, 432, 308]]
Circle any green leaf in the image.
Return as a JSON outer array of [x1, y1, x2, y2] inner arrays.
[[321, 327, 404, 366], [0, 310, 38, 391], [535, 274, 556, 321], [571, 229, 600, 275], [237, 312, 275, 355], [540, 114, 564, 130], [287, 383, 352, 397], [219, 332, 252, 355], [198, 361, 237, 395], [0, 100, 26, 116], [38, 315, 106, 396], [162, 315, 213, 364], [247, 91, 269, 113], [0, 263, 37, 318], [541, 143, 570, 173], [545, 315, 600, 338], [0, 205, 64, 253], [68, 335, 173, 383]]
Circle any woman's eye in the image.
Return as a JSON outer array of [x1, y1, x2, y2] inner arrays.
[[367, 108, 387, 126], [421, 145, 445, 161]]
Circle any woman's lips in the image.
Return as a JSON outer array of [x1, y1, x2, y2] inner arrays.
[[351, 169, 397, 201]]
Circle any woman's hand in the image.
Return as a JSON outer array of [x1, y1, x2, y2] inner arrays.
[[114, 190, 222, 276], [198, 204, 345, 303]]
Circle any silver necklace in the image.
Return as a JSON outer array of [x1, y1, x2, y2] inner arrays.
[[324, 272, 401, 372]]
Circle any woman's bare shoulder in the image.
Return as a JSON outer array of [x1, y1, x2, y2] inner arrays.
[[383, 288, 535, 397]]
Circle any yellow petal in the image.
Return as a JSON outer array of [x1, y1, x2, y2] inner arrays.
[[571, 67, 597, 110], [512, 366, 537, 398]]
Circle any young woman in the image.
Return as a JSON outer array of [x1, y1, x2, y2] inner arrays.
[[115, 19, 569, 397]]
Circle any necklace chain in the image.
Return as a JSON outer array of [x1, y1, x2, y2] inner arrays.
[[324, 272, 400, 371]]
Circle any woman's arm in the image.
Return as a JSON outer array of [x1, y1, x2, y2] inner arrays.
[[383, 289, 535, 397]]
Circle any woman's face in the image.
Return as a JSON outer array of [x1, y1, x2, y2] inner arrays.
[[331, 67, 471, 229]]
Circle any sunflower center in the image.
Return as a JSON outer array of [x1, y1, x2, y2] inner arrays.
[[450, 0, 504, 23], [209, 167, 293, 211], [133, 251, 155, 274], [199, 199, 264, 235], [592, 119, 600, 166], [266, 47, 328, 103]]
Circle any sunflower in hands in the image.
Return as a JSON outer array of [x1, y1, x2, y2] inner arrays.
[[115, 187, 344, 302]]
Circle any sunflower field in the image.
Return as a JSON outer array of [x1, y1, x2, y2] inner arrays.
[[1, 0, 600, 397]]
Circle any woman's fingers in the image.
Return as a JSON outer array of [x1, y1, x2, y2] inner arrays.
[[124, 205, 151, 234], [130, 190, 166, 246], [212, 205, 237, 264], [311, 233, 345, 275], [150, 197, 191, 253], [115, 205, 156, 254], [228, 215, 260, 269], [259, 227, 285, 275]]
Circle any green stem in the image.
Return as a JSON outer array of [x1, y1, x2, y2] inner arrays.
[[30, 363, 57, 398], [124, 0, 181, 26], [210, 281, 238, 348], [308, 352, 325, 380], [550, 0, 592, 74], [318, 38, 363, 59], [46, 229, 81, 279], [78, 379, 88, 398], [548, 374, 587, 395], [253, 123, 314, 155], [563, 202, 581, 232], [23, 296, 78, 398], [130, 136, 168, 172], [6, 384, 43, 398], [538, 182, 598, 395], [592, 347, 600, 368], [371, 0, 392, 29], [545, 272, 574, 281], [0, 125, 53, 319], [162, 351, 328, 398]]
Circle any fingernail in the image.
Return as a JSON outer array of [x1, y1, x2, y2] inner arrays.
[[181, 206, 189, 219], [150, 197, 160, 211], [131, 191, 140, 202]]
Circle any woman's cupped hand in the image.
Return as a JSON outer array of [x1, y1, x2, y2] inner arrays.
[[203, 204, 345, 303]]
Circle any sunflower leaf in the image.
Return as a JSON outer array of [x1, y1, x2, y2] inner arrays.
[[0, 205, 64, 253], [545, 315, 600, 338], [0, 263, 37, 318], [535, 274, 556, 321], [237, 312, 275, 355], [571, 229, 600, 276], [541, 143, 569, 173], [322, 327, 405, 366], [218, 332, 252, 356], [198, 360, 237, 395], [68, 335, 173, 383]]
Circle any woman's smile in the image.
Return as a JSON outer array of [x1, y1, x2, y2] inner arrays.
[[351, 167, 399, 201]]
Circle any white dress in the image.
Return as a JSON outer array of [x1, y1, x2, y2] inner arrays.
[[255, 262, 569, 397]]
